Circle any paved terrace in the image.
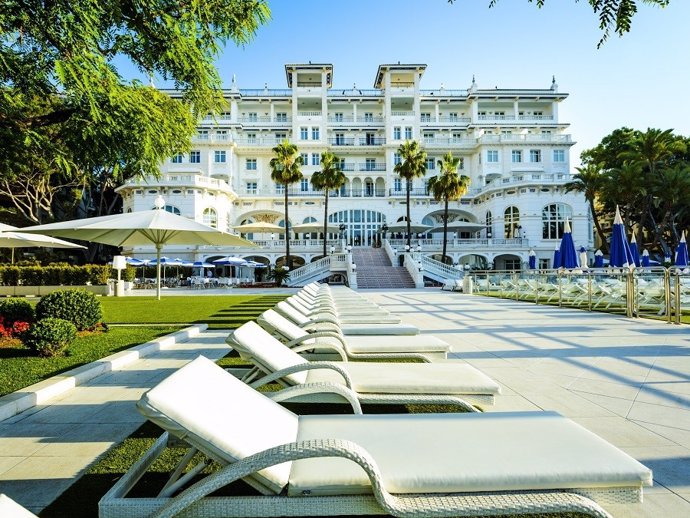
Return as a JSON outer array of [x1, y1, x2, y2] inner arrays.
[[0, 289, 688, 517]]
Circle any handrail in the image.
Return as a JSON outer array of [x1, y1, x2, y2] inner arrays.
[[416, 254, 463, 280], [287, 256, 332, 286]]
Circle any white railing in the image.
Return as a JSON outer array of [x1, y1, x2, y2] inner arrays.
[[391, 111, 415, 117], [123, 174, 232, 191], [403, 254, 424, 288], [415, 254, 463, 280], [478, 134, 571, 144], [298, 111, 322, 117], [287, 256, 332, 286]]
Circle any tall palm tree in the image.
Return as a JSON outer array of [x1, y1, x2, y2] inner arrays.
[[427, 152, 470, 264], [310, 151, 345, 258], [564, 163, 609, 253], [270, 140, 303, 269], [394, 140, 427, 250]]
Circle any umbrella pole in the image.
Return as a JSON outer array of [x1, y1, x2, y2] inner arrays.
[[156, 245, 162, 300], [11, 248, 14, 265]]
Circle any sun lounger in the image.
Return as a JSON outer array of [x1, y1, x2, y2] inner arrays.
[[0, 494, 38, 518], [275, 300, 419, 336], [227, 321, 499, 410], [286, 296, 402, 324], [257, 308, 448, 361], [100, 356, 652, 518]]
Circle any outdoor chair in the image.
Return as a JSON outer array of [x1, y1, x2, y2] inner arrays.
[[256, 308, 449, 361], [286, 295, 402, 325], [275, 300, 419, 336], [99, 356, 652, 518], [227, 321, 499, 411]]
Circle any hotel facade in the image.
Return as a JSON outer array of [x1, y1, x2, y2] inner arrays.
[[116, 63, 592, 272]]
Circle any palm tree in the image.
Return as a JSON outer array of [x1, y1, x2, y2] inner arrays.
[[270, 140, 303, 269], [394, 140, 427, 250], [310, 151, 345, 258], [427, 152, 470, 264], [564, 163, 609, 253]]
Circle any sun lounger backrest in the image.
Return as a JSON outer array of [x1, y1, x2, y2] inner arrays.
[[276, 301, 312, 326], [233, 321, 309, 385], [137, 356, 298, 494], [261, 309, 308, 342]]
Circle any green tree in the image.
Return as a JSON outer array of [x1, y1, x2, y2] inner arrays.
[[394, 140, 427, 251], [270, 140, 303, 269], [452, 1, 671, 46], [310, 151, 345, 258], [564, 163, 610, 253], [427, 152, 470, 264]]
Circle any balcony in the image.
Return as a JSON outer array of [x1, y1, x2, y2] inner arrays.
[[391, 111, 415, 117], [478, 134, 572, 144], [422, 137, 478, 149], [121, 173, 234, 194], [476, 115, 555, 123], [388, 188, 430, 197], [420, 115, 472, 125], [327, 89, 384, 98], [238, 188, 386, 198], [191, 134, 231, 144], [238, 88, 292, 97], [238, 116, 291, 127], [357, 163, 386, 172], [234, 136, 285, 147], [327, 115, 384, 125]]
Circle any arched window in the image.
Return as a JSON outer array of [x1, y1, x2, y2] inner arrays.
[[203, 208, 217, 228], [504, 206, 520, 238], [542, 203, 572, 239], [152, 204, 180, 215], [485, 211, 493, 238]]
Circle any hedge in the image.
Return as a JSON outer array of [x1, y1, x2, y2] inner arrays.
[[0, 264, 111, 286]]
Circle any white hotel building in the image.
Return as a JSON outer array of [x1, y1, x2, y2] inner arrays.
[[116, 62, 592, 274]]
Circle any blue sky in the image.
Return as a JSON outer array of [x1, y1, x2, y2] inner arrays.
[[126, 0, 690, 164]]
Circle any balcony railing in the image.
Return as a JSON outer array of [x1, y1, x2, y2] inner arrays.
[[238, 116, 292, 125], [357, 163, 386, 171], [391, 111, 415, 117], [327, 115, 384, 124], [327, 89, 384, 97], [238, 88, 292, 97], [328, 137, 386, 146], [477, 115, 555, 122], [298, 111, 322, 117], [238, 188, 386, 198], [422, 137, 478, 148], [388, 188, 430, 197], [479, 134, 572, 144], [234, 137, 286, 146], [123, 174, 233, 191]]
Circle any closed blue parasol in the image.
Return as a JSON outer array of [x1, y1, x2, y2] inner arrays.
[[609, 206, 635, 269], [641, 249, 651, 268], [552, 246, 561, 269], [558, 220, 579, 269], [629, 234, 641, 267], [675, 231, 689, 267], [594, 249, 604, 268], [528, 249, 536, 269]]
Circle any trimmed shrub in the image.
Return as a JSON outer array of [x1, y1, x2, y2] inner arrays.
[[36, 289, 103, 331], [24, 318, 77, 357], [0, 298, 35, 325]]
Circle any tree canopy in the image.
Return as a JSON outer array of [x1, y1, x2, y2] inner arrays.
[[449, 1, 670, 46], [0, 0, 270, 225]]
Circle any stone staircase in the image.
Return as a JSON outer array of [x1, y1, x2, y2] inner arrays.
[[352, 247, 416, 289]]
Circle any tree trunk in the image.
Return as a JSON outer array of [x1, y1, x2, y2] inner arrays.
[[590, 199, 609, 254], [284, 186, 291, 269], [323, 192, 329, 258], [406, 178, 412, 251], [442, 198, 449, 263]]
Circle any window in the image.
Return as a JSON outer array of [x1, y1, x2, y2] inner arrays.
[[495, 111, 505, 119], [393, 152, 402, 165], [246, 182, 257, 194], [449, 112, 458, 122], [530, 149, 542, 163], [421, 112, 431, 122], [394, 178, 402, 191], [365, 158, 376, 171], [275, 132, 286, 140], [478, 111, 487, 118], [365, 132, 375, 145], [504, 206, 520, 238], [452, 132, 463, 142], [203, 208, 217, 228], [487, 150, 499, 163], [511, 150, 522, 163], [276, 112, 287, 122], [542, 203, 573, 240], [423, 132, 434, 140], [171, 153, 183, 164], [300, 178, 309, 191], [485, 211, 493, 238], [393, 127, 401, 140], [334, 112, 343, 122], [158, 205, 180, 215], [246, 158, 257, 170], [247, 112, 257, 122], [335, 132, 345, 145], [189, 151, 200, 163], [311, 127, 320, 140], [300, 127, 308, 140], [216, 130, 228, 140], [458, 157, 465, 170], [504, 259, 521, 270], [301, 153, 308, 166], [501, 130, 512, 136], [364, 112, 373, 122], [404, 127, 413, 139], [311, 153, 320, 166], [338, 158, 346, 170], [553, 149, 565, 163], [197, 130, 209, 140], [214, 150, 226, 163], [425, 157, 435, 170], [220, 111, 231, 120], [246, 133, 256, 144]]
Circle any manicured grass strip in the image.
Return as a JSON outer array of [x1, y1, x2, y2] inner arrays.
[[0, 326, 180, 397], [100, 295, 287, 328]]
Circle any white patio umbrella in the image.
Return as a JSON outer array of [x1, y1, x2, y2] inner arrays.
[[19, 196, 255, 299], [429, 222, 485, 233], [233, 222, 285, 234], [212, 256, 248, 266], [291, 222, 340, 234], [385, 222, 432, 234], [0, 223, 86, 263]]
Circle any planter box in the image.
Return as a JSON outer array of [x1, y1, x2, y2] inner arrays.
[[0, 285, 112, 297]]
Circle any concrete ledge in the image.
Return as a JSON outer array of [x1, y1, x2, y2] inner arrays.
[[0, 324, 207, 422]]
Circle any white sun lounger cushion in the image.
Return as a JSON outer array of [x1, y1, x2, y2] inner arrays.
[[288, 412, 652, 497], [0, 494, 39, 518], [137, 356, 298, 494], [339, 323, 418, 335], [305, 362, 500, 395]]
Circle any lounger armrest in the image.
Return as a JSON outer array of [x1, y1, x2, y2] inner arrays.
[[291, 342, 348, 362], [267, 382, 362, 414], [248, 362, 353, 389], [302, 315, 340, 327], [286, 331, 348, 350]]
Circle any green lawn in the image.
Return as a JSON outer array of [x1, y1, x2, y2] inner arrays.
[[100, 294, 288, 328], [0, 326, 180, 397]]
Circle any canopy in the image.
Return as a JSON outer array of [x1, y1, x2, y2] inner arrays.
[[0, 222, 86, 263], [19, 198, 255, 299], [291, 222, 340, 234], [233, 222, 285, 234], [609, 206, 635, 269]]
